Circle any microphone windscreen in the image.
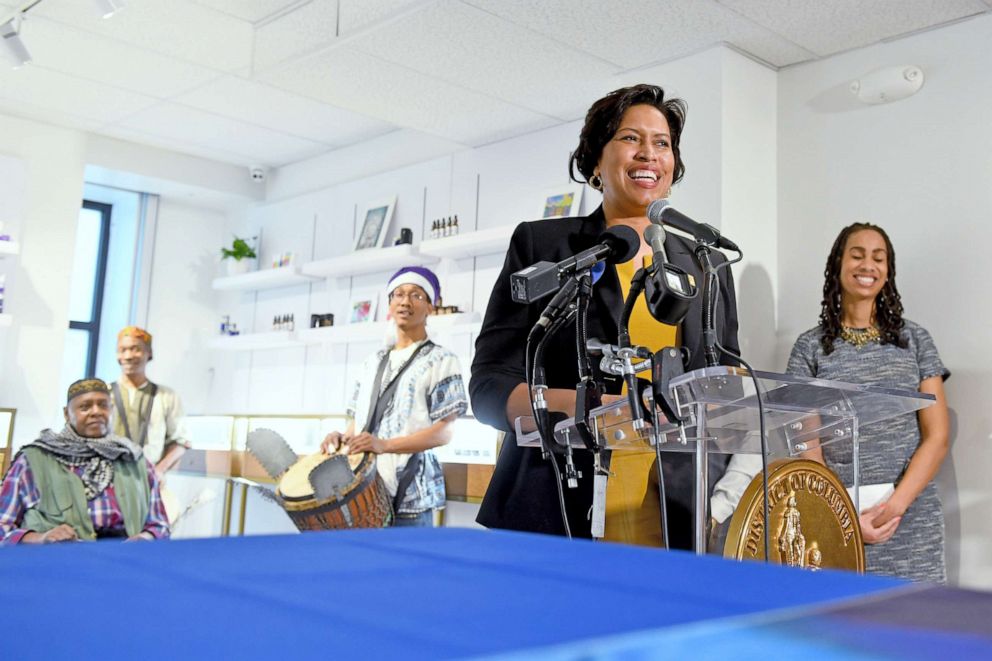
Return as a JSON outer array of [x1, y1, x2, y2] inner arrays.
[[646, 198, 670, 224], [598, 225, 640, 264], [643, 223, 666, 246]]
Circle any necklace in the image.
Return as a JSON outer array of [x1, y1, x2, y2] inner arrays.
[[840, 325, 881, 348]]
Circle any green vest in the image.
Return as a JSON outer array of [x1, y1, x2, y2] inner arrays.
[[21, 447, 150, 540]]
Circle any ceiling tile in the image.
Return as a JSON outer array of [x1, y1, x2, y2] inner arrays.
[[96, 125, 256, 167], [337, 0, 424, 33], [252, 0, 339, 71], [0, 98, 106, 134], [463, 0, 815, 69], [27, 0, 254, 71], [0, 65, 158, 123], [175, 76, 396, 146], [116, 103, 330, 166], [259, 46, 558, 145], [352, 1, 620, 120], [20, 18, 221, 98], [188, 0, 305, 24], [717, 0, 989, 57]]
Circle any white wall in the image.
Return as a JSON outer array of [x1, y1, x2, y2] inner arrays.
[[0, 115, 88, 444], [0, 113, 247, 445], [778, 14, 992, 588], [202, 47, 775, 420], [720, 50, 778, 370], [143, 199, 229, 411]]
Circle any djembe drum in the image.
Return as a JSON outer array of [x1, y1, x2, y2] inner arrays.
[[277, 451, 393, 530]]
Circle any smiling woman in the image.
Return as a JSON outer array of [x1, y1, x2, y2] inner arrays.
[[471, 84, 741, 550], [787, 223, 951, 583]]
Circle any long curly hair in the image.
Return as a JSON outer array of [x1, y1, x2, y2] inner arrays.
[[819, 223, 906, 355]]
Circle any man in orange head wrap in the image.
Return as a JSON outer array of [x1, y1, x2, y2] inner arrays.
[[111, 326, 190, 479]]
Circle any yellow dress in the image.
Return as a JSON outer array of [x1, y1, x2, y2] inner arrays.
[[603, 258, 677, 547]]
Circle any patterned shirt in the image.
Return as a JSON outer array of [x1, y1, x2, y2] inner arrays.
[[0, 453, 170, 544], [347, 340, 468, 514]]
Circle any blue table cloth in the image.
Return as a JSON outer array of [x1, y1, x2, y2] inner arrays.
[[3, 528, 989, 658]]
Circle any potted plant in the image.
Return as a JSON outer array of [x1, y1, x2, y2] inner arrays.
[[221, 236, 258, 276]]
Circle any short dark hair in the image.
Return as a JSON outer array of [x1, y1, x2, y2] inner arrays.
[[569, 84, 688, 185]]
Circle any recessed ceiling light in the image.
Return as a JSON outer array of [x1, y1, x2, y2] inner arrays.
[[93, 0, 126, 19]]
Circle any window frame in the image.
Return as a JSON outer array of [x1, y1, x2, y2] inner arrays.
[[68, 200, 113, 377]]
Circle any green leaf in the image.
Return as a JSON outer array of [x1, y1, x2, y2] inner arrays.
[[221, 236, 257, 260]]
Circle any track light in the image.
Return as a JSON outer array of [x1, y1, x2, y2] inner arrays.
[[0, 13, 31, 69], [93, 0, 126, 19]]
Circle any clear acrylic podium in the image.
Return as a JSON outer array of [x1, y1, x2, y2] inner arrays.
[[516, 366, 936, 553]]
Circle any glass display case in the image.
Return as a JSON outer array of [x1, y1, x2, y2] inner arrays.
[[178, 413, 498, 536], [0, 408, 14, 477]]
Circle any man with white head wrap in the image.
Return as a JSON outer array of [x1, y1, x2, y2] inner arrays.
[[321, 266, 468, 526]]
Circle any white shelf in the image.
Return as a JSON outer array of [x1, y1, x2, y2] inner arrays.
[[0, 313, 11, 327], [212, 265, 319, 292], [298, 312, 481, 346], [301, 243, 436, 279], [0, 241, 19, 258], [298, 322, 391, 345], [418, 225, 515, 260], [207, 331, 303, 351]]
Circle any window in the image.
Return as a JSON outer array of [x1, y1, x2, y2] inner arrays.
[[65, 201, 112, 378], [60, 186, 154, 394]]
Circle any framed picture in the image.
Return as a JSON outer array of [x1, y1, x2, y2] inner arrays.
[[539, 184, 584, 219], [349, 296, 377, 324], [354, 196, 397, 251]]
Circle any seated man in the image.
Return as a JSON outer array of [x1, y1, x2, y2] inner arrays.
[[321, 266, 468, 526], [0, 379, 170, 544]]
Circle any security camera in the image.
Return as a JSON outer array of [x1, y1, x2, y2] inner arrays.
[[249, 166, 266, 183]]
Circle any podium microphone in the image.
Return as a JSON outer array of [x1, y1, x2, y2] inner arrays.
[[647, 199, 739, 252], [642, 224, 697, 326], [511, 225, 639, 304]]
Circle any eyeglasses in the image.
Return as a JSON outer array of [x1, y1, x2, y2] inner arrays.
[[388, 290, 429, 303]]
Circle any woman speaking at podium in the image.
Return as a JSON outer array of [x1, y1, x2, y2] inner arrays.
[[470, 84, 741, 550], [787, 223, 950, 582]]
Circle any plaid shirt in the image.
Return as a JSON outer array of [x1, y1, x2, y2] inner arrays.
[[0, 453, 170, 544]]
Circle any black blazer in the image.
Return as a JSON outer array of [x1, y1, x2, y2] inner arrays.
[[470, 207, 741, 548]]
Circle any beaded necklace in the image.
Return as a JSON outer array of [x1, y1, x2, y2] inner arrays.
[[840, 325, 881, 348]]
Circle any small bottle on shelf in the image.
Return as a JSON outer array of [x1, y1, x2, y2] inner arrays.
[[453, 214, 459, 235], [288, 314, 295, 331]]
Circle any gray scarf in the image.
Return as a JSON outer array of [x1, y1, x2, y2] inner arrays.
[[25, 426, 142, 500]]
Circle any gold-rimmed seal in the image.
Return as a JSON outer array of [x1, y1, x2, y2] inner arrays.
[[723, 459, 864, 573]]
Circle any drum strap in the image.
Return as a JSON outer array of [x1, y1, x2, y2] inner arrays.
[[362, 340, 434, 435], [393, 453, 421, 512], [362, 340, 433, 512], [112, 381, 158, 448]]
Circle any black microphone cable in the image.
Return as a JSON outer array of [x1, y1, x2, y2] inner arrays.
[[651, 394, 671, 551], [707, 249, 772, 563], [525, 302, 577, 539], [617, 267, 649, 428]]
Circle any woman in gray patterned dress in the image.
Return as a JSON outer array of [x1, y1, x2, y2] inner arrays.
[[787, 223, 950, 582]]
